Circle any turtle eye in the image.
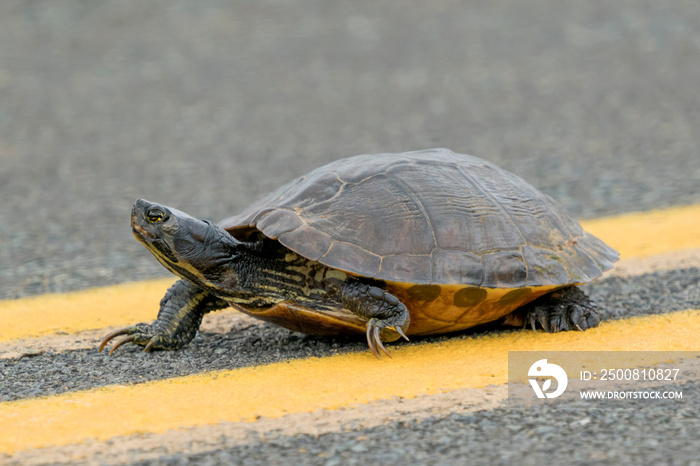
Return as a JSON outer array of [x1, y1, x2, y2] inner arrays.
[[146, 209, 165, 223]]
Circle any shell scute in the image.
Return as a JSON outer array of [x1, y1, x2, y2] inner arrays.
[[431, 249, 484, 284], [481, 251, 528, 287], [378, 254, 432, 283], [278, 225, 334, 261], [255, 210, 303, 239], [320, 241, 381, 278], [520, 245, 571, 286]]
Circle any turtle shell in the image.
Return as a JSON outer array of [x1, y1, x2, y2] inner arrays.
[[220, 149, 618, 288]]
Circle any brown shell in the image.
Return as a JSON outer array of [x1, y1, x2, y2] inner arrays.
[[220, 149, 618, 288]]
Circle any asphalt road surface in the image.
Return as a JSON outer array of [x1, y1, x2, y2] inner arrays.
[[1, 1, 700, 464]]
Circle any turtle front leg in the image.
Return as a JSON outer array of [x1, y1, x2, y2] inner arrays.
[[505, 285, 600, 332], [341, 281, 411, 359], [99, 279, 229, 355]]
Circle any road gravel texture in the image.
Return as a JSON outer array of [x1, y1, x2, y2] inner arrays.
[[1, 0, 700, 464]]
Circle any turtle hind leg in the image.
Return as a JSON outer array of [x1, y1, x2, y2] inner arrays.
[[341, 281, 411, 359], [509, 286, 600, 333]]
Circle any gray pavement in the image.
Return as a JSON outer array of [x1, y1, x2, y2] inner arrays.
[[1, 1, 700, 464], [2, 0, 700, 299]]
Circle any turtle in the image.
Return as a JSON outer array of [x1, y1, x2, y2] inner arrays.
[[99, 148, 618, 358]]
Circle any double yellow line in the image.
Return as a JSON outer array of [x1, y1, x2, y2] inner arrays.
[[1, 204, 700, 454]]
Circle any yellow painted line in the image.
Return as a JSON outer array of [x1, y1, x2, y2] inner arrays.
[[1, 204, 699, 343], [580, 204, 700, 258], [1, 309, 698, 454], [0, 279, 174, 342]]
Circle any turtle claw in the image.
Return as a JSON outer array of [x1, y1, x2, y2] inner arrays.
[[394, 325, 410, 342], [374, 326, 392, 359], [528, 309, 552, 333], [365, 319, 408, 359], [109, 335, 136, 356], [366, 324, 392, 359], [144, 339, 156, 353], [98, 323, 154, 355], [98, 328, 131, 353], [366, 325, 380, 359]]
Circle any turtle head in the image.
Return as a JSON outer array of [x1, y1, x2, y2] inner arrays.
[[131, 199, 241, 290]]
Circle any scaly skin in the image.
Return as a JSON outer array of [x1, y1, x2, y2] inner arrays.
[[99, 280, 228, 354]]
